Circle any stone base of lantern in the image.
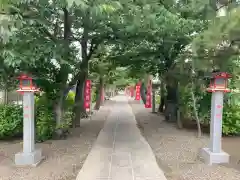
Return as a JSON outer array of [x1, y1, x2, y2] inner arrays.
[[15, 149, 44, 167], [200, 148, 229, 165]]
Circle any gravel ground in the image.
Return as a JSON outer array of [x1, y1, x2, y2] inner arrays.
[[129, 100, 240, 180], [0, 100, 114, 180]]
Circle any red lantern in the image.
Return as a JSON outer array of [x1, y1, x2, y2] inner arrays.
[[145, 82, 152, 108], [207, 72, 232, 93], [135, 82, 141, 100], [17, 74, 39, 93], [84, 80, 91, 109]]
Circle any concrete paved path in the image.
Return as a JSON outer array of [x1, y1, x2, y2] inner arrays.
[[76, 96, 167, 180]]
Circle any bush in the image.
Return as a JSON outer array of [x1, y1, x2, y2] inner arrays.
[[35, 103, 55, 142], [35, 94, 52, 109], [0, 104, 23, 139], [222, 105, 240, 135], [179, 86, 240, 136], [0, 98, 55, 141], [0, 93, 74, 141]]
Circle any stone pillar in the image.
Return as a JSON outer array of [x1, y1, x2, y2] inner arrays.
[[210, 92, 223, 153], [23, 92, 34, 153], [200, 91, 229, 165], [152, 89, 156, 113], [15, 92, 43, 166]]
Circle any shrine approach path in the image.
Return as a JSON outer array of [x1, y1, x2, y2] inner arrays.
[[76, 95, 167, 180]]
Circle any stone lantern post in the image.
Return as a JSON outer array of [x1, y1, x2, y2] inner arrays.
[[200, 72, 231, 165], [15, 74, 44, 166]]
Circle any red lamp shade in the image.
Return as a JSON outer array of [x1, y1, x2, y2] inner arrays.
[[17, 74, 38, 91], [207, 72, 231, 93]]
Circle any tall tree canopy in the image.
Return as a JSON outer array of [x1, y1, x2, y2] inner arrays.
[[1, 0, 240, 137]]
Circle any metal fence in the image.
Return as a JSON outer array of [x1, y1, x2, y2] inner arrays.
[[0, 90, 23, 105]]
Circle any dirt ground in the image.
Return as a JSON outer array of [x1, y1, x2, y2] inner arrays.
[[0, 100, 114, 180], [129, 100, 240, 180]]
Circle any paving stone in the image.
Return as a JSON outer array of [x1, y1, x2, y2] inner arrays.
[[78, 152, 111, 179], [111, 152, 131, 167], [76, 96, 167, 180], [110, 166, 133, 180], [135, 177, 164, 180], [133, 162, 166, 178]]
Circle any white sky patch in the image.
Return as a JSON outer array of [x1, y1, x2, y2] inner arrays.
[[217, 3, 227, 17], [50, 58, 60, 69], [50, 58, 73, 82]]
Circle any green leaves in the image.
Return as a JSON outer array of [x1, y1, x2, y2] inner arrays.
[[67, 0, 87, 8], [0, 104, 23, 138], [192, 6, 240, 74], [222, 104, 240, 135]]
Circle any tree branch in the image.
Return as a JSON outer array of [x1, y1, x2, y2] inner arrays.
[[66, 39, 102, 90], [1, 5, 58, 43], [63, 7, 71, 41], [38, 26, 57, 42], [216, 0, 235, 11], [87, 39, 101, 60]]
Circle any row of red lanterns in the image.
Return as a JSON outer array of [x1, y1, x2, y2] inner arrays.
[[125, 82, 152, 109]]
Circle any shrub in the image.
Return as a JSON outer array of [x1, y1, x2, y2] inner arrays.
[[35, 103, 55, 142], [35, 94, 56, 142], [0, 99, 55, 141], [222, 105, 240, 135], [35, 94, 52, 108], [0, 104, 23, 139], [179, 86, 240, 136], [0, 93, 74, 141]]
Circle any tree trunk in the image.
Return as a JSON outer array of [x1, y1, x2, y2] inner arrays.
[[140, 82, 146, 104], [177, 109, 183, 129], [79, 81, 87, 116], [72, 22, 89, 126], [164, 78, 178, 122], [191, 57, 202, 137], [176, 82, 183, 129], [100, 84, 105, 106], [54, 91, 65, 137], [95, 77, 103, 110], [158, 81, 165, 112], [191, 83, 202, 137], [159, 97, 165, 112], [95, 88, 101, 110], [72, 74, 86, 127], [54, 101, 63, 127], [152, 89, 156, 113]]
